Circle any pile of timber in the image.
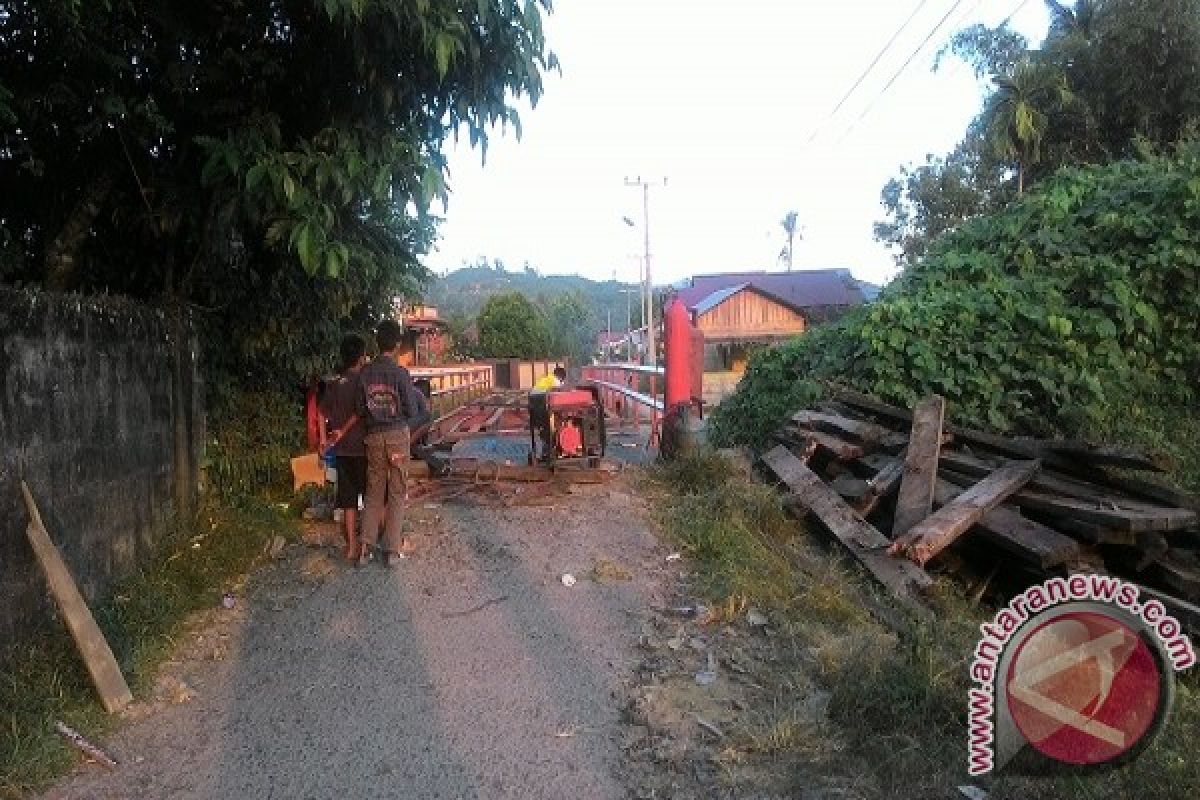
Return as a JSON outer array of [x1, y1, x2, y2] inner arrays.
[[759, 388, 1200, 628]]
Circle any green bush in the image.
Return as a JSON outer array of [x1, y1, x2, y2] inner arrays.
[[712, 142, 1200, 451], [206, 389, 305, 500]]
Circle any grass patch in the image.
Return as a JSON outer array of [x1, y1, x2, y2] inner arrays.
[[650, 449, 1200, 800], [0, 496, 294, 797]]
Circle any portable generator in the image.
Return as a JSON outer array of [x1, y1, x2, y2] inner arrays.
[[527, 387, 606, 467]]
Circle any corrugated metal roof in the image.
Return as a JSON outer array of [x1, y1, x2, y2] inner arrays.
[[691, 283, 751, 315], [676, 269, 867, 312]]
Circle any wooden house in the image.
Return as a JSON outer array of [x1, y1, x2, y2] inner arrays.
[[675, 269, 868, 374]]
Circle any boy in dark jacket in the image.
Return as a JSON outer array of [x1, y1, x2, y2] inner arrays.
[[319, 334, 368, 562], [355, 320, 420, 567]]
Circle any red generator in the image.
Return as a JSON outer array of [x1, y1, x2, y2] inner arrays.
[[527, 387, 606, 467]]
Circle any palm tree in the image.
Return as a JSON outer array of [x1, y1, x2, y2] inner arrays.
[[982, 60, 1073, 193], [779, 211, 800, 271]]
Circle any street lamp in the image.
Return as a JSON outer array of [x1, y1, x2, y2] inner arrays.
[[624, 177, 664, 366]]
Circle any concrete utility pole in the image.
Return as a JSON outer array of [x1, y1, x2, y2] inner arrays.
[[625, 176, 665, 365]]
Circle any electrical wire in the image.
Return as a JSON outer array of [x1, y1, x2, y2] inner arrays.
[[805, 0, 932, 144], [839, 0, 972, 140]]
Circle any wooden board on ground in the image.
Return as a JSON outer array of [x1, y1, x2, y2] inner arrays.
[[932, 479, 1080, 568], [783, 427, 865, 461], [791, 410, 908, 449], [1092, 472, 1200, 512], [1145, 555, 1200, 601], [1025, 439, 1172, 473], [855, 453, 905, 516], [892, 395, 945, 539], [832, 386, 1161, 475], [1137, 584, 1200, 636], [936, 465, 1199, 533], [1007, 489, 1198, 533], [761, 446, 932, 611], [20, 482, 133, 713], [940, 450, 1158, 508], [891, 461, 1040, 566]]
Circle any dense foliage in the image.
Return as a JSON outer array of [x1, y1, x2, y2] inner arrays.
[[475, 290, 553, 359], [0, 0, 555, 391], [877, 0, 1200, 265], [428, 259, 644, 354], [712, 143, 1200, 449]]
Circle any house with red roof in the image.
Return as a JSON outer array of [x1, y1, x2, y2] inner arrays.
[[673, 269, 870, 374]]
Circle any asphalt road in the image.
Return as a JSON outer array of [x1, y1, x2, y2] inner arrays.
[[42, 478, 670, 800]]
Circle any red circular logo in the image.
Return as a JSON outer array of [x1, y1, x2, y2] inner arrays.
[[1005, 611, 1162, 766]]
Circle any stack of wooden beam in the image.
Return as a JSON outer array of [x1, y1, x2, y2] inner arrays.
[[760, 388, 1200, 627]]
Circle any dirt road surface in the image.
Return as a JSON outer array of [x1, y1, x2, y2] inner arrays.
[[41, 477, 680, 800]]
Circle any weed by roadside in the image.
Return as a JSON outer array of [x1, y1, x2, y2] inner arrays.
[[0, 497, 294, 798], [649, 450, 1200, 800]]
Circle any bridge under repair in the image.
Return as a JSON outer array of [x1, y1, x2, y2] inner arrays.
[[405, 298, 705, 492]]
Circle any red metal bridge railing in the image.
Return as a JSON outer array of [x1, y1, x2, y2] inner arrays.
[[580, 363, 665, 447]]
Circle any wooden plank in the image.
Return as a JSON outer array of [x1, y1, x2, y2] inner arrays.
[[833, 387, 1089, 473], [1008, 489, 1198, 533], [832, 388, 913, 425], [482, 406, 506, 432], [935, 467, 1197, 534], [891, 461, 1040, 566], [940, 450, 1162, 508], [20, 482, 133, 713], [1021, 439, 1172, 473], [892, 395, 945, 539], [932, 478, 1078, 568], [1093, 473, 1200, 512], [784, 427, 865, 461], [867, 455, 1078, 567], [791, 410, 908, 449], [1136, 584, 1200, 636], [761, 446, 932, 610], [855, 454, 905, 516], [1145, 555, 1200, 601]]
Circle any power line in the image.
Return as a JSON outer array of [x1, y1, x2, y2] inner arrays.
[[1000, 0, 1033, 27], [805, 0, 932, 144], [930, 0, 993, 81], [839, 0, 971, 140], [939, 0, 1034, 83]]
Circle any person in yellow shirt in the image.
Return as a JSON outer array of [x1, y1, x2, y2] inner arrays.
[[529, 367, 567, 461], [532, 366, 566, 393]]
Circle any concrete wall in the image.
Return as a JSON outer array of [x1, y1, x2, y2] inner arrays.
[[0, 287, 203, 643]]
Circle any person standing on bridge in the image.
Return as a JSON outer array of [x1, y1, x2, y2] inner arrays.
[[319, 333, 369, 562], [531, 366, 567, 393], [354, 319, 421, 567]]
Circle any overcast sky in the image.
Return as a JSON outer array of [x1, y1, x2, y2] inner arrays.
[[427, 0, 1050, 288]]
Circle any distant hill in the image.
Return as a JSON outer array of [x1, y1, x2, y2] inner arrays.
[[424, 264, 643, 335]]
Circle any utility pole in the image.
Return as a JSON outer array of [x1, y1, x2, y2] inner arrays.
[[625, 176, 665, 365], [606, 308, 612, 360]]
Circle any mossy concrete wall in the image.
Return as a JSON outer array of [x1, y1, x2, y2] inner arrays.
[[0, 288, 203, 642]]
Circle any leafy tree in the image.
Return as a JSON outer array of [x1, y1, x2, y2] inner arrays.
[[982, 60, 1074, 193], [477, 291, 552, 358], [877, 0, 1200, 263], [778, 211, 801, 270], [937, 22, 1029, 79], [0, 0, 555, 389], [874, 130, 1013, 265], [544, 290, 597, 365]]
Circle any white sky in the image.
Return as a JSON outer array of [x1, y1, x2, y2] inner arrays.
[[427, 0, 1050, 288]]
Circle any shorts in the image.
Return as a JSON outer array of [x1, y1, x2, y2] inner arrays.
[[334, 454, 367, 510]]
